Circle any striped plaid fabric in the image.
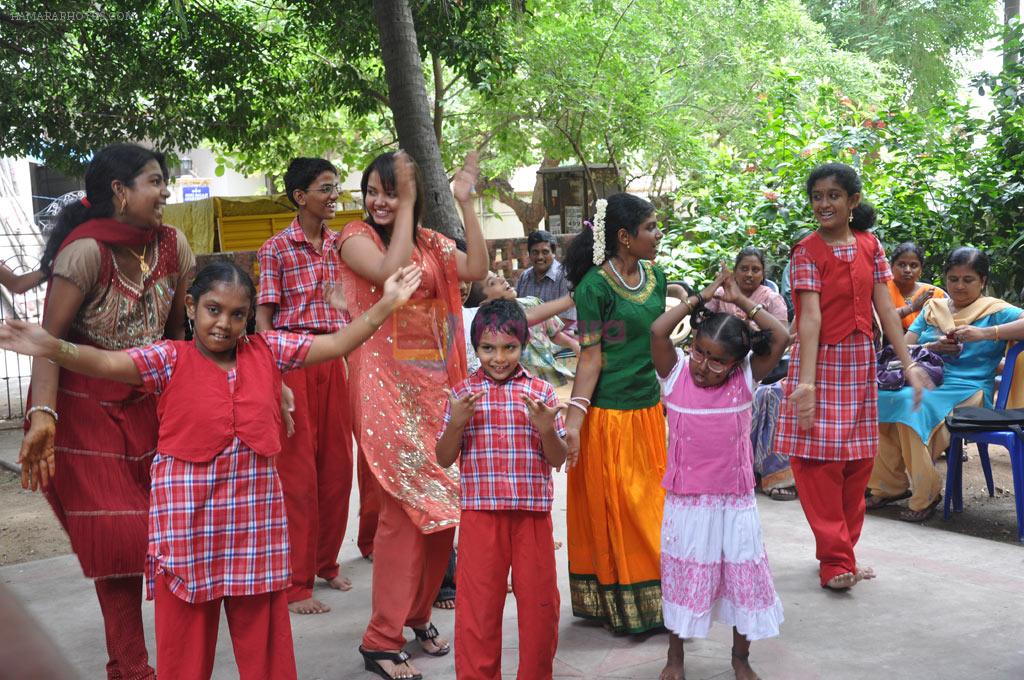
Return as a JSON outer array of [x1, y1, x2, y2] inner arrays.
[[775, 237, 891, 462], [441, 365, 566, 512], [257, 219, 347, 333], [128, 332, 311, 603]]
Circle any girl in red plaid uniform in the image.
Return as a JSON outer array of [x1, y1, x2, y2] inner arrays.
[[775, 163, 929, 590], [0, 260, 421, 680]]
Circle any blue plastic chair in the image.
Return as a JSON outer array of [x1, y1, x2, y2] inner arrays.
[[943, 341, 1024, 541]]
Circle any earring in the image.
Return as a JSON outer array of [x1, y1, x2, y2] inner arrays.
[[119, 197, 128, 215], [848, 213, 853, 224], [185, 317, 194, 336]]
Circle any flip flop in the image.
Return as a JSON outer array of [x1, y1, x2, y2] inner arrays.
[[865, 490, 912, 510], [766, 486, 798, 501], [412, 623, 450, 657], [359, 647, 422, 680]]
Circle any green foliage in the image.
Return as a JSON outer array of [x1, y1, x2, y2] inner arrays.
[[658, 61, 1024, 302], [803, 0, 998, 109]]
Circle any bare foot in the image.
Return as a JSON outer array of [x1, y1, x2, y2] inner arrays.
[[432, 597, 455, 609], [856, 566, 876, 582], [324, 574, 352, 591], [824, 572, 857, 590], [732, 653, 761, 680], [288, 597, 330, 614], [659, 659, 685, 680]]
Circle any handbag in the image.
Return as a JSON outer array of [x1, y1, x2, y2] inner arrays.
[[876, 345, 944, 391]]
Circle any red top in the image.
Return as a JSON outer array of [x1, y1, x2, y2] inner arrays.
[[441, 365, 565, 512], [792, 230, 878, 344], [133, 335, 289, 461], [257, 219, 346, 333]]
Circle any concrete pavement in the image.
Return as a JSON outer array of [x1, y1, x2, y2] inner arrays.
[[2, 471, 1024, 680]]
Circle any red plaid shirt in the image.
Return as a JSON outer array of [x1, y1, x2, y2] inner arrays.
[[128, 332, 311, 603], [441, 365, 566, 512], [257, 219, 346, 333]]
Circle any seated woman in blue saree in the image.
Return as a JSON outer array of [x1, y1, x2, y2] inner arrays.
[[867, 248, 1024, 522]]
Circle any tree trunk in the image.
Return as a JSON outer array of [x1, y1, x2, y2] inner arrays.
[[372, 0, 463, 239], [1006, 0, 1020, 71], [479, 156, 560, 235]]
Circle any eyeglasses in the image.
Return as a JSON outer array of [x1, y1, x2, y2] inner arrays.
[[689, 345, 732, 374], [308, 183, 342, 195]]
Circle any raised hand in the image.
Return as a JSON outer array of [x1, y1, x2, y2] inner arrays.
[[394, 150, 418, 203], [699, 263, 732, 304], [520, 394, 564, 434], [381, 264, 422, 308], [452, 151, 480, 204], [0, 320, 59, 358], [719, 273, 743, 304], [448, 389, 483, 428]]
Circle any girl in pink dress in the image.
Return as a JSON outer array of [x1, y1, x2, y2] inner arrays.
[[650, 267, 790, 680]]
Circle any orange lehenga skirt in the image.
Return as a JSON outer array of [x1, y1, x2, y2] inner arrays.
[[567, 403, 667, 633]]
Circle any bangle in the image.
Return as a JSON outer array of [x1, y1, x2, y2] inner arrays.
[[748, 303, 764, 320], [995, 325, 1000, 341], [569, 396, 591, 406], [797, 383, 815, 391], [568, 401, 588, 415], [25, 405, 58, 424]]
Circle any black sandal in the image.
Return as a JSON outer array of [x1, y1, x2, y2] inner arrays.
[[359, 647, 422, 680], [412, 622, 451, 657]]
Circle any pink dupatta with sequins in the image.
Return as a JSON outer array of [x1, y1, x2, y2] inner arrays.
[[338, 221, 466, 533]]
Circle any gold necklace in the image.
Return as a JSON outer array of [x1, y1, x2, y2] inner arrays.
[[127, 243, 150, 275]]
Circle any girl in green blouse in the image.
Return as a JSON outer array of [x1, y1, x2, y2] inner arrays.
[[562, 192, 668, 634]]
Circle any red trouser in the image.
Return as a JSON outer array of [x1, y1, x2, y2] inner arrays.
[[95, 576, 155, 680], [790, 457, 874, 586], [356, 445, 381, 558], [277, 358, 353, 602], [455, 510, 559, 680], [153, 576, 296, 680], [361, 489, 455, 650]]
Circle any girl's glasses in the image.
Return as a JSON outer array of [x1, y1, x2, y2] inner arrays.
[[309, 183, 342, 195], [690, 345, 731, 374]]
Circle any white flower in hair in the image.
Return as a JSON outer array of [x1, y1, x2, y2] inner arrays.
[[592, 198, 608, 266]]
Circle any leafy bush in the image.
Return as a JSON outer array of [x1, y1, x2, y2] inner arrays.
[[658, 58, 1024, 303]]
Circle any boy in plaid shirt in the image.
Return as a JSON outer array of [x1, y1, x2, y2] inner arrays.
[[436, 298, 567, 680]]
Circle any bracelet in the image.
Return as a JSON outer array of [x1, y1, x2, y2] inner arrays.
[[567, 401, 588, 415], [25, 405, 58, 424], [748, 303, 764, 320], [995, 325, 1000, 341]]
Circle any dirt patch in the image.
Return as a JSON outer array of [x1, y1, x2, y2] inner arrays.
[[0, 469, 72, 566]]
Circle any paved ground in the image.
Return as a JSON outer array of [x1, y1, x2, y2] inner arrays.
[[2, 462, 1024, 680]]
